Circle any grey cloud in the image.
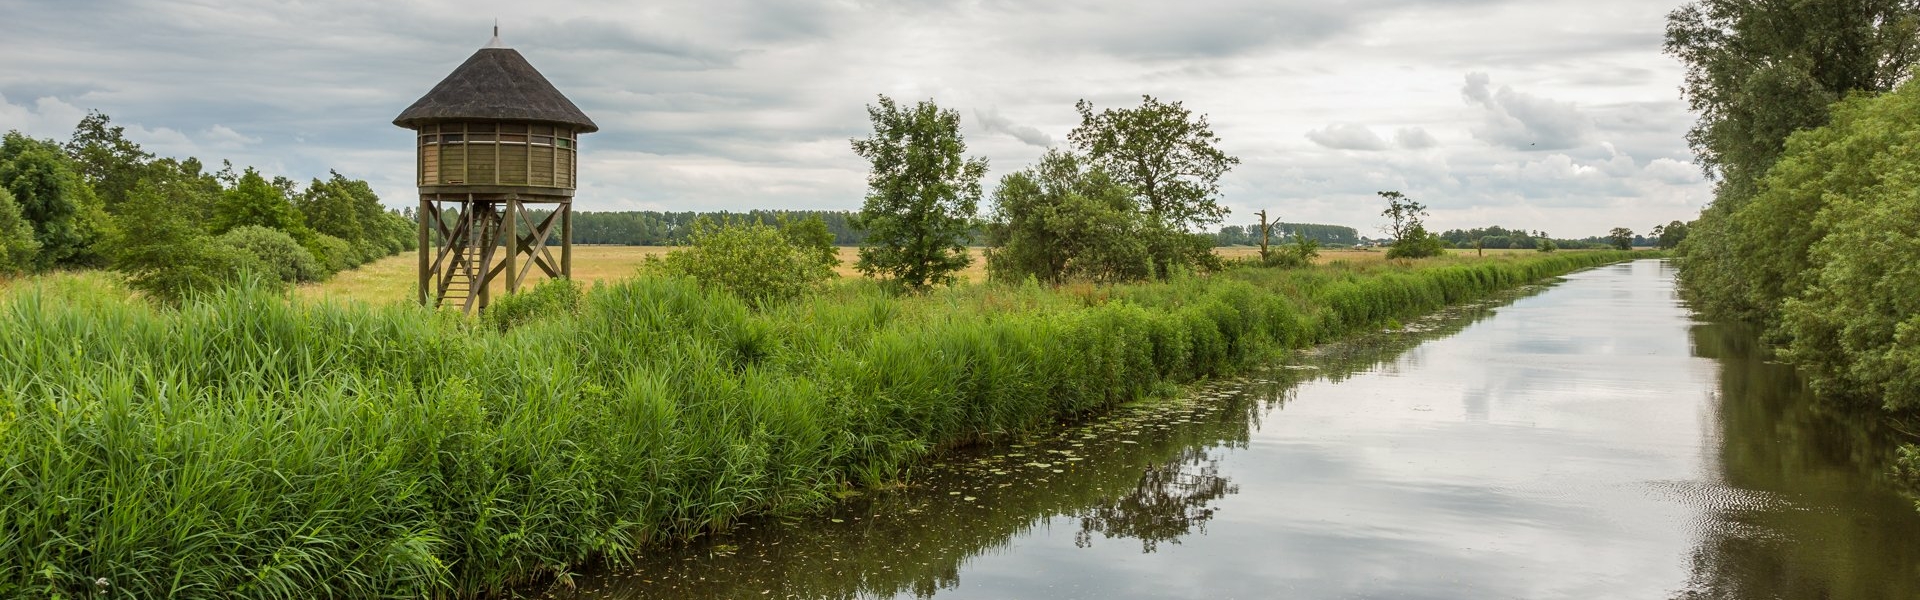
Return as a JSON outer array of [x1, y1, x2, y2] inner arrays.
[[1306, 123, 1390, 151], [1462, 72, 1592, 151], [1395, 127, 1439, 149], [974, 108, 1054, 148]]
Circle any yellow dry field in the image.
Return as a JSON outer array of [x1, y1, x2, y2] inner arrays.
[[297, 245, 1567, 306], [299, 246, 973, 305]]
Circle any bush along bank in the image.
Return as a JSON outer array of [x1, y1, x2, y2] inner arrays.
[[0, 250, 1640, 598]]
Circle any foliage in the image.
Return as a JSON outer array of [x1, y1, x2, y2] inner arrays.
[[1377, 191, 1444, 259], [1607, 227, 1635, 251], [985, 150, 1152, 284], [215, 225, 325, 284], [105, 180, 271, 303], [779, 214, 841, 272], [1692, 81, 1919, 413], [1376, 191, 1425, 241], [1653, 220, 1689, 250], [0, 248, 1636, 598], [1070, 95, 1239, 233], [1259, 236, 1320, 268], [306, 233, 362, 274], [1214, 222, 1357, 247], [568, 209, 870, 246], [0, 132, 103, 270], [849, 96, 986, 292], [1537, 237, 1557, 253], [1386, 225, 1446, 259], [655, 217, 834, 307], [1665, 0, 1920, 203], [482, 277, 583, 332], [64, 111, 155, 211], [211, 168, 306, 235], [0, 187, 40, 274]]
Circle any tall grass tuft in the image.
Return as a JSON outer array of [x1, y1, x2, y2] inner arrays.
[[0, 251, 1640, 597]]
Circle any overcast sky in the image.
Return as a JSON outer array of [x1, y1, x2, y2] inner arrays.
[[0, 0, 1708, 238]]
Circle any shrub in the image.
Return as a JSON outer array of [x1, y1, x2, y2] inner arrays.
[[482, 277, 583, 332], [306, 233, 359, 274], [779, 214, 840, 273], [1261, 237, 1319, 268], [655, 217, 834, 308], [1386, 225, 1445, 259], [109, 180, 279, 303], [216, 225, 325, 283], [0, 187, 39, 274]]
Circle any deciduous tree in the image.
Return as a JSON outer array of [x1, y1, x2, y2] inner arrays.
[[850, 95, 987, 292]]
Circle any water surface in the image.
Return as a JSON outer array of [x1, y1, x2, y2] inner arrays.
[[562, 260, 1920, 599]]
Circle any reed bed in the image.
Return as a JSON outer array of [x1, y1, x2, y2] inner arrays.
[[0, 251, 1639, 598]]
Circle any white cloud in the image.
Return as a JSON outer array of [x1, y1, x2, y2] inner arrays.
[[974, 108, 1054, 148], [1395, 127, 1439, 150], [1462, 72, 1593, 151], [0, 93, 86, 140], [1644, 158, 1704, 185], [1306, 123, 1390, 151]]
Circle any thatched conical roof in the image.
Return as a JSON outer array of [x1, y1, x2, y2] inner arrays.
[[393, 45, 598, 133]]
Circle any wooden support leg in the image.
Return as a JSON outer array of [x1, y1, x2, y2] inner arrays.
[[418, 196, 431, 306], [561, 201, 572, 279], [505, 198, 520, 294]]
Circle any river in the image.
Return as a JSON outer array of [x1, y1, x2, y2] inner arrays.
[[558, 259, 1920, 599]]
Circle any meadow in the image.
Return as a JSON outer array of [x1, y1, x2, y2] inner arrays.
[[0, 250, 1639, 598], [297, 244, 1549, 305]]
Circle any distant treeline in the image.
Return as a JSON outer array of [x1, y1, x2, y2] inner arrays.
[[567, 210, 1363, 249], [567, 210, 867, 245], [1213, 222, 1358, 246], [1436, 226, 1622, 250]]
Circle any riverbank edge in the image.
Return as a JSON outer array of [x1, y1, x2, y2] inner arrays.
[[0, 251, 1648, 598]]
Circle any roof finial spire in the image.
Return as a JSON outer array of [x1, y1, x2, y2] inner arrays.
[[486, 19, 508, 49]]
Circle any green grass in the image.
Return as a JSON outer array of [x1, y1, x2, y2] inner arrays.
[[0, 250, 1641, 598]]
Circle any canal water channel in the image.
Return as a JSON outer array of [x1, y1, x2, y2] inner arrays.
[[559, 260, 1920, 599]]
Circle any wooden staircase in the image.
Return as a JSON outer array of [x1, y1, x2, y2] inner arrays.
[[438, 213, 499, 313]]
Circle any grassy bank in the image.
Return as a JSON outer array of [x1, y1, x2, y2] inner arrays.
[[0, 251, 1639, 598]]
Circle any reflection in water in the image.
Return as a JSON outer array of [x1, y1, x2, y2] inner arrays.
[[561, 262, 1920, 599], [1073, 447, 1238, 553], [1677, 321, 1920, 599]]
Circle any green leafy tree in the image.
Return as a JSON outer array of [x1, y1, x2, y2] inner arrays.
[[1655, 220, 1689, 249], [1535, 230, 1557, 253], [1070, 96, 1240, 232], [655, 217, 833, 307], [985, 149, 1152, 284], [849, 95, 987, 292], [107, 179, 268, 303], [1666, 0, 1920, 201], [1608, 227, 1635, 251], [211, 168, 305, 235], [0, 187, 40, 273], [779, 214, 840, 273], [64, 111, 154, 211], [1378, 191, 1444, 259], [0, 132, 105, 270]]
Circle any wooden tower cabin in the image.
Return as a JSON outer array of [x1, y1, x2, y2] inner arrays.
[[394, 28, 596, 313]]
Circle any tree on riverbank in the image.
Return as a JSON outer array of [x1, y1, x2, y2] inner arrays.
[[1378, 191, 1443, 259], [1070, 95, 1238, 277], [985, 149, 1152, 284], [850, 96, 987, 292], [1608, 228, 1635, 251], [1666, 0, 1920, 321]]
